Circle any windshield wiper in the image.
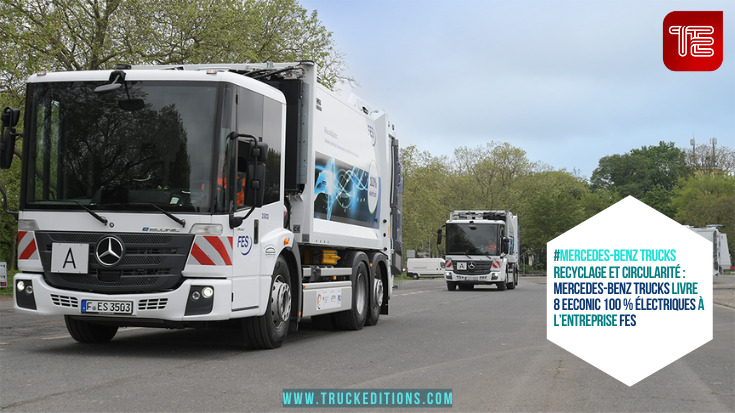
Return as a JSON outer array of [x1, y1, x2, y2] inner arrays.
[[93, 202, 186, 227], [149, 203, 186, 227], [74, 201, 108, 225], [124, 203, 186, 227]]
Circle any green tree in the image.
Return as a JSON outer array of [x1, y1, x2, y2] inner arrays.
[[579, 186, 619, 218], [0, 0, 347, 96], [673, 172, 735, 257], [590, 141, 691, 217], [451, 142, 534, 211], [519, 170, 590, 270], [401, 146, 452, 259], [0, 92, 23, 269], [0, 154, 20, 269]]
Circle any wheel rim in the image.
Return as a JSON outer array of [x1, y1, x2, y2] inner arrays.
[[373, 277, 384, 308], [355, 270, 366, 315], [271, 275, 291, 328]]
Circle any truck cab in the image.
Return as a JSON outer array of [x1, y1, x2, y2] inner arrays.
[[438, 210, 519, 291]]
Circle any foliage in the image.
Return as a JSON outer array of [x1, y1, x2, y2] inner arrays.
[[517, 170, 592, 269], [673, 172, 735, 257], [0, 0, 347, 96], [451, 142, 534, 211], [400, 142, 596, 270], [686, 143, 735, 174], [590, 141, 692, 217], [401, 146, 452, 258], [0, 92, 23, 269], [0, 161, 20, 269], [579, 187, 620, 218]]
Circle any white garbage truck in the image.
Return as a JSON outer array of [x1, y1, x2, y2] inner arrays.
[[689, 225, 732, 276], [437, 210, 519, 291], [0, 61, 403, 349]]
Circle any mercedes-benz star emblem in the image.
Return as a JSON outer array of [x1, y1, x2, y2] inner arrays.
[[95, 236, 124, 267], [468, 262, 475, 270]]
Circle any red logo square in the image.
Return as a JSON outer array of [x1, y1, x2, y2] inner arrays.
[[663, 11, 723, 71]]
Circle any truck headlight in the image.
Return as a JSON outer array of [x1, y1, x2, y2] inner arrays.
[[185, 285, 215, 316], [189, 224, 223, 235], [15, 279, 37, 310], [202, 286, 214, 299]]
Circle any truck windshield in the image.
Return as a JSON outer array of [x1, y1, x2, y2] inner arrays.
[[22, 81, 220, 213], [446, 223, 503, 256]]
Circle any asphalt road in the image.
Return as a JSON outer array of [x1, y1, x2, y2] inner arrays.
[[1, 275, 733, 412]]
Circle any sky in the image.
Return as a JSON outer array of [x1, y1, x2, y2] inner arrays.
[[300, 0, 734, 180]]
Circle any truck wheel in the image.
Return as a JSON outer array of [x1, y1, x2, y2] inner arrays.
[[412, 274, 419, 280], [497, 280, 507, 291], [366, 271, 384, 326], [243, 256, 292, 349], [334, 261, 368, 330], [507, 269, 517, 290], [446, 281, 457, 291], [64, 316, 118, 343]]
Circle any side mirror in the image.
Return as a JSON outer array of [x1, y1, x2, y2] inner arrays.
[[0, 107, 21, 169], [501, 237, 510, 255], [245, 161, 266, 207], [246, 141, 268, 163], [237, 139, 268, 208], [436, 228, 442, 245]]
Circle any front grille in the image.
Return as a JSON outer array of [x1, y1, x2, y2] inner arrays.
[[37, 231, 194, 294], [453, 261, 493, 275], [139, 298, 168, 310], [59, 273, 159, 287], [51, 294, 79, 308]]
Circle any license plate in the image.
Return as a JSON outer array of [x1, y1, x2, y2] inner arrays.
[[51, 243, 89, 274], [82, 300, 133, 315]]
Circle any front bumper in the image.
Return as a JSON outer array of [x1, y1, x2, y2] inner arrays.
[[445, 271, 505, 283], [13, 273, 245, 322]]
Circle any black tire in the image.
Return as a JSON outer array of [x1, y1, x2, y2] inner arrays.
[[507, 269, 517, 290], [366, 269, 384, 326], [243, 256, 292, 349], [497, 279, 507, 291], [334, 261, 368, 330], [446, 281, 458, 291], [64, 316, 118, 343], [412, 274, 419, 280]]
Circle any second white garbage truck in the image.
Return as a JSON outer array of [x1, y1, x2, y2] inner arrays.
[[689, 225, 732, 276], [437, 210, 519, 291], [2, 61, 402, 349]]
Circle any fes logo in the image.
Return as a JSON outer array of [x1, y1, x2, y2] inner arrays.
[[237, 235, 252, 256], [663, 11, 723, 71]]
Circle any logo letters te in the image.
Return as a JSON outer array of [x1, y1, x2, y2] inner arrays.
[[663, 11, 723, 71]]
